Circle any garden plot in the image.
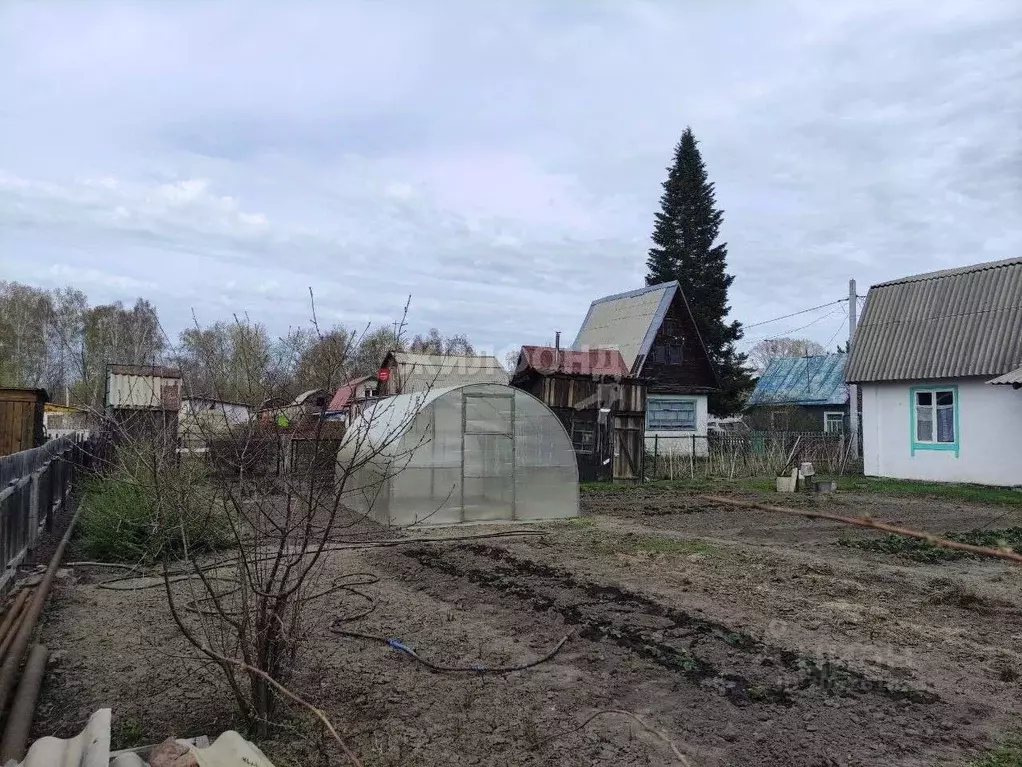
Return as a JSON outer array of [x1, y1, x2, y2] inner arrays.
[[32, 484, 1022, 766]]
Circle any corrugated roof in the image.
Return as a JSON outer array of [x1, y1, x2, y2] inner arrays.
[[988, 366, 1022, 386], [517, 346, 631, 379], [746, 354, 849, 407], [327, 375, 376, 411], [571, 283, 674, 371], [846, 257, 1022, 383], [388, 352, 508, 393]]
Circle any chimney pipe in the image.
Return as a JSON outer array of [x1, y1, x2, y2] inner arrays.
[[555, 331, 561, 352]]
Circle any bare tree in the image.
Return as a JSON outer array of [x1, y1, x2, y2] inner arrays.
[[748, 337, 826, 375], [99, 299, 429, 765], [0, 281, 53, 387], [409, 327, 475, 357]]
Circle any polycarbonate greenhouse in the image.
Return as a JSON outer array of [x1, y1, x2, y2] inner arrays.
[[336, 383, 579, 526]]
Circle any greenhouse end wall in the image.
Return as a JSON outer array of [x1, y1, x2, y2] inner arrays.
[[335, 383, 579, 526]]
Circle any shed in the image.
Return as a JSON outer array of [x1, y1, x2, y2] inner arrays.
[[511, 346, 645, 481], [745, 354, 849, 433], [336, 383, 579, 526], [105, 364, 182, 459], [0, 388, 47, 457], [377, 352, 509, 396]]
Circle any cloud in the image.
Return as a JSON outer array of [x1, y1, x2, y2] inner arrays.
[[1, 0, 1019, 357]]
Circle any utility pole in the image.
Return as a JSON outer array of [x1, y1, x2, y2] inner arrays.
[[848, 279, 859, 455]]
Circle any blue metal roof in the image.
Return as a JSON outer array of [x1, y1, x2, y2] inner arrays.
[[746, 353, 849, 407]]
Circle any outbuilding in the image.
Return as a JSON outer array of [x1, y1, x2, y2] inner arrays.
[[846, 257, 1022, 486], [336, 383, 579, 526]]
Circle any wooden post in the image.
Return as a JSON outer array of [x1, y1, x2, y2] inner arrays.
[[26, 469, 42, 553]]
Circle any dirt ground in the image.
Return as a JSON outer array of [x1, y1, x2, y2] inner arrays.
[[32, 485, 1022, 766]]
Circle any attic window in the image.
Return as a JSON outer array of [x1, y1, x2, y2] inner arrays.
[[653, 345, 683, 365]]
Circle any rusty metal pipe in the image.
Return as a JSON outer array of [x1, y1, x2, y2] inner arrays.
[[0, 591, 31, 652], [0, 591, 32, 665], [0, 506, 80, 721], [0, 644, 48, 762]]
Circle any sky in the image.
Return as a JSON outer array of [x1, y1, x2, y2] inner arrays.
[[2, 0, 1020, 363]]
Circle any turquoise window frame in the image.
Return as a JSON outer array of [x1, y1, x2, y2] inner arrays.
[[647, 398, 697, 431], [909, 385, 960, 457]]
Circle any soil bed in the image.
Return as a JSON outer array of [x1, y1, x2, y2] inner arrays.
[[32, 485, 1022, 766]]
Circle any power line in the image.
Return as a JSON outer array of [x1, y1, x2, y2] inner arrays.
[[743, 298, 848, 330], [742, 305, 847, 347], [822, 304, 849, 351]]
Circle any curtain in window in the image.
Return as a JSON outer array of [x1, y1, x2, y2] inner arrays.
[[936, 406, 954, 442]]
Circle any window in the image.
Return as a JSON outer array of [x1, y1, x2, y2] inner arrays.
[[824, 411, 844, 434], [652, 345, 683, 365], [911, 386, 959, 456], [647, 399, 696, 430], [571, 420, 596, 454]]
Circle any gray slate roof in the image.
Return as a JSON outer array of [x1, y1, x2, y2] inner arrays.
[[846, 257, 1022, 383], [988, 366, 1022, 386], [389, 352, 509, 392], [571, 283, 675, 371]]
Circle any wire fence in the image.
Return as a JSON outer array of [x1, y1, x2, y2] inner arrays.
[[645, 432, 861, 481]]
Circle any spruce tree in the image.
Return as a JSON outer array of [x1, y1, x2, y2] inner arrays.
[[646, 127, 752, 415]]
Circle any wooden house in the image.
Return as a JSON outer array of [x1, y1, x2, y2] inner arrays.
[[511, 345, 645, 481], [572, 281, 718, 455], [847, 257, 1022, 486], [0, 388, 47, 457], [745, 354, 849, 433]]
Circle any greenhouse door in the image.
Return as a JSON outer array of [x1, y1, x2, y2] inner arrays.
[[461, 391, 516, 522]]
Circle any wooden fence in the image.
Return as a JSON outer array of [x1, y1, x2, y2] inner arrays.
[[0, 434, 101, 594]]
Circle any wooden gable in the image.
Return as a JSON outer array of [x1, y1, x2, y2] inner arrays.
[[636, 291, 718, 395]]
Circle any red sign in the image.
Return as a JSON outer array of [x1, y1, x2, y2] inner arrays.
[[377, 368, 390, 382]]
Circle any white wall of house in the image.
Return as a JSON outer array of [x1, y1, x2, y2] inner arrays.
[[644, 394, 709, 456], [862, 378, 1022, 486]]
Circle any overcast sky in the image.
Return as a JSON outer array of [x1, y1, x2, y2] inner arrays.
[[2, 0, 1020, 360]]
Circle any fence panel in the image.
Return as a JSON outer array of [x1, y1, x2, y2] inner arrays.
[[0, 433, 95, 594], [644, 431, 861, 481]]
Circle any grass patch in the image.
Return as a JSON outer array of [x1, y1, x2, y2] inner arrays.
[[839, 527, 1022, 563], [80, 472, 232, 565], [969, 741, 1022, 767], [593, 533, 716, 558], [838, 477, 1022, 506]]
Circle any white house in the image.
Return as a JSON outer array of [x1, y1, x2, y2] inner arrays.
[[572, 282, 719, 455], [846, 257, 1022, 486]]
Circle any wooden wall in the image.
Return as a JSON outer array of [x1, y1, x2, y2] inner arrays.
[[638, 291, 718, 395], [514, 374, 645, 481], [527, 375, 645, 413], [0, 389, 46, 457]]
